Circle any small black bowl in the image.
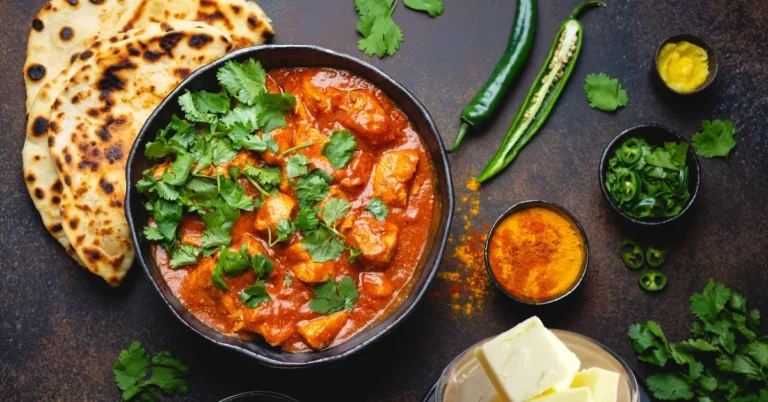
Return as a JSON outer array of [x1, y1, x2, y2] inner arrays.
[[599, 124, 701, 226], [219, 391, 299, 402], [125, 45, 454, 367], [655, 33, 718, 95], [483, 200, 590, 306]]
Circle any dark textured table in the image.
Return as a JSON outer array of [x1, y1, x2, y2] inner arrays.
[[1, 1, 767, 401]]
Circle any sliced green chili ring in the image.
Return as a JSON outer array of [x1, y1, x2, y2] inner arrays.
[[639, 270, 667, 292], [618, 171, 639, 202], [618, 140, 643, 165], [646, 245, 668, 267], [620, 239, 644, 269]]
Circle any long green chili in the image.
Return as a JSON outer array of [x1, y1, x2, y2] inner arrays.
[[448, 0, 537, 152], [477, 1, 605, 183]]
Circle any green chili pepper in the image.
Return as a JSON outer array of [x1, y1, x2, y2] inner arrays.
[[477, 1, 605, 183], [448, 0, 537, 152], [618, 171, 639, 202], [618, 138, 644, 165], [646, 245, 668, 267], [620, 239, 645, 269], [639, 270, 667, 292]]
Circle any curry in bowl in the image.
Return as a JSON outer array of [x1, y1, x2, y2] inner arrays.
[[136, 59, 438, 353]]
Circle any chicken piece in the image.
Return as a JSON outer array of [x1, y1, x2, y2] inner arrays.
[[178, 216, 205, 247], [243, 299, 298, 346], [340, 90, 395, 144], [335, 152, 373, 189], [297, 311, 349, 350], [372, 150, 420, 208], [301, 73, 345, 116], [346, 216, 399, 266], [231, 233, 266, 256], [285, 243, 335, 283], [182, 257, 243, 332], [253, 192, 296, 233], [262, 126, 295, 165], [150, 161, 172, 179], [361, 272, 394, 298], [198, 150, 260, 177]]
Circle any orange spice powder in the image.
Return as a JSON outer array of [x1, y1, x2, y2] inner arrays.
[[487, 207, 585, 303]]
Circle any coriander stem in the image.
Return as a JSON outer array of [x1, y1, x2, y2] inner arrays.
[[279, 143, 314, 157], [243, 174, 271, 198], [321, 223, 344, 238]]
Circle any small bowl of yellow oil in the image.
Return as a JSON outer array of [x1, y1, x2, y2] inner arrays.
[[655, 34, 717, 94]]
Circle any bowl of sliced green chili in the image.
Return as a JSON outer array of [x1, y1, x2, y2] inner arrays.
[[599, 124, 701, 226]]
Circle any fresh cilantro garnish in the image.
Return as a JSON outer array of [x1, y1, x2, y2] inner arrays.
[[216, 59, 267, 105], [285, 154, 310, 178], [301, 227, 345, 263], [692, 119, 737, 158], [216, 245, 251, 278], [309, 276, 359, 315], [584, 73, 629, 112], [211, 264, 228, 291], [241, 163, 282, 196], [322, 130, 358, 169], [366, 197, 389, 221], [200, 205, 239, 254], [240, 282, 271, 308], [113, 341, 189, 401], [251, 254, 274, 280], [256, 92, 297, 134], [219, 177, 258, 211], [356, 0, 404, 58], [143, 226, 164, 241], [293, 169, 333, 208], [271, 219, 296, 246], [322, 198, 350, 227], [169, 244, 200, 268], [178, 90, 230, 123], [403, 0, 444, 17], [629, 280, 767, 401], [296, 207, 321, 231]]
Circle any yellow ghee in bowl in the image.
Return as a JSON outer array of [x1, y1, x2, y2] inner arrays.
[[657, 41, 709, 93]]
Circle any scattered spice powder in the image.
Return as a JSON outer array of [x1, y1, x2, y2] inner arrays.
[[435, 177, 491, 316], [487, 207, 585, 303]]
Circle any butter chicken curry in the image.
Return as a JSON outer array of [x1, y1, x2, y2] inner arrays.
[[138, 59, 438, 352]]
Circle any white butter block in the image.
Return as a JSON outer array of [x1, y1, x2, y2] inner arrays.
[[533, 388, 594, 402], [474, 317, 581, 402], [571, 368, 620, 402]]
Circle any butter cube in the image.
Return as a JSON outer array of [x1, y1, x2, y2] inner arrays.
[[533, 388, 594, 402], [474, 317, 581, 402], [571, 368, 620, 402]]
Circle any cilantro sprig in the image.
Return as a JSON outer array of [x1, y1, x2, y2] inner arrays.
[[692, 119, 737, 158], [355, 0, 444, 58], [113, 341, 189, 401], [309, 276, 359, 315], [629, 280, 767, 401], [322, 130, 357, 169], [584, 73, 629, 112]]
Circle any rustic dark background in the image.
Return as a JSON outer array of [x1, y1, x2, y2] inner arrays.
[[1, 0, 767, 401]]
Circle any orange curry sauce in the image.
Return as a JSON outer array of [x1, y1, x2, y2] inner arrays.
[[152, 68, 438, 352]]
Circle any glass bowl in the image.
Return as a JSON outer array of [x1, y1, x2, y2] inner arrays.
[[435, 330, 639, 402]]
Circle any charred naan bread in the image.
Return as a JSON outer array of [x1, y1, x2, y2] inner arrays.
[[46, 25, 233, 285], [22, 23, 173, 265], [25, 0, 273, 111]]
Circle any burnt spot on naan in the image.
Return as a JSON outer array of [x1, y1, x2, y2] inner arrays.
[[127, 44, 140, 56], [34, 188, 45, 199], [71, 94, 81, 104], [52, 196, 61, 204], [80, 50, 94, 61], [60, 27, 74, 41], [189, 34, 213, 49], [160, 32, 184, 55], [109, 199, 123, 208], [32, 117, 49, 137], [77, 159, 100, 172], [70, 53, 80, 63], [106, 145, 123, 163], [27, 64, 46, 81], [143, 50, 163, 61], [87, 108, 99, 117], [83, 247, 102, 263], [64, 175, 71, 186], [32, 19, 44, 32], [231, 4, 242, 14], [26, 173, 36, 183], [97, 59, 137, 103], [89, 0, 104, 4], [175, 68, 191, 79], [69, 218, 79, 229], [49, 223, 63, 234], [33, 155, 41, 161], [64, 153, 72, 163], [99, 179, 115, 194], [98, 116, 127, 141], [121, 0, 150, 32], [52, 180, 63, 193], [65, 0, 78, 6]]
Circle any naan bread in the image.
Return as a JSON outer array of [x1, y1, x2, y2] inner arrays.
[[22, 23, 172, 265], [25, 0, 274, 111], [46, 24, 233, 285]]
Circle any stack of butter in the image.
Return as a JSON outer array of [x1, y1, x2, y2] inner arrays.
[[474, 317, 620, 402]]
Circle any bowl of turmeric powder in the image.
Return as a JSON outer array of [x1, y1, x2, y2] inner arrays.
[[484, 201, 589, 305]]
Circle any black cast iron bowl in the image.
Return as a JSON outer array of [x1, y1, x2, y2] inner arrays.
[[218, 391, 299, 402], [125, 45, 454, 367], [483, 200, 590, 306], [598, 124, 701, 226]]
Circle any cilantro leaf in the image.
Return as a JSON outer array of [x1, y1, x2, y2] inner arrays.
[[226, 122, 268, 152], [178, 90, 230, 123], [221, 105, 259, 131], [745, 342, 768, 366], [143, 226, 164, 241], [664, 142, 689, 167], [296, 207, 321, 231], [219, 178, 258, 211], [692, 119, 737, 158], [216, 245, 251, 278], [294, 169, 333, 208], [161, 153, 195, 186], [322, 197, 350, 227], [256, 92, 297, 134], [272, 219, 296, 245], [240, 282, 271, 308], [309, 276, 359, 315], [356, 0, 403, 58], [251, 254, 274, 280], [263, 134, 280, 154], [144, 352, 189, 396], [200, 208, 237, 252], [645, 148, 679, 170], [169, 244, 200, 268], [691, 279, 732, 323], [216, 59, 266, 105], [114, 341, 150, 393], [210, 264, 228, 291], [584, 73, 629, 112], [366, 197, 389, 221], [285, 154, 309, 179], [322, 130, 357, 169], [403, 0, 444, 17], [301, 227, 344, 263], [647, 373, 694, 400], [243, 164, 282, 189]]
